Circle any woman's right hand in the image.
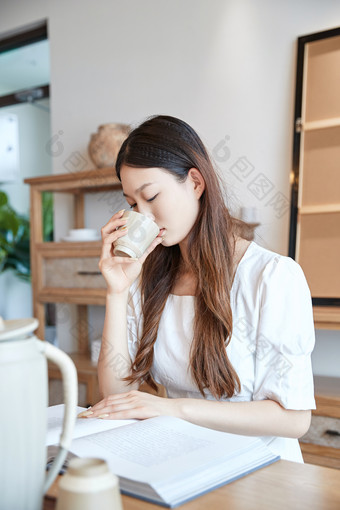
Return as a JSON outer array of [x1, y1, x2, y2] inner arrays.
[[99, 209, 163, 296]]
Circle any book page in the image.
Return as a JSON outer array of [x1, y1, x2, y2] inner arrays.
[[69, 415, 273, 485], [46, 404, 136, 445], [83, 419, 211, 467]]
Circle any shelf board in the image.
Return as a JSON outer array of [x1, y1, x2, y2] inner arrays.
[[37, 241, 102, 256], [299, 204, 340, 215], [38, 287, 106, 305], [314, 375, 340, 400], [313, 375, 340, 418], [300, 443, 340, 469], [24, 167, 122, 192], [303, 117, 340, 131], [313, 306, 340, 330]]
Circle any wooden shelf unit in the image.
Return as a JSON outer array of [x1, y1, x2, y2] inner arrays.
[[24, 167, 122, 405], [289, 27, 340, 324], [290, 28, 340, 469], [313, 307, 340, 330], [303, 116, 340, 131], [300, 376, 340, 469], [48, 353, 101, 406]]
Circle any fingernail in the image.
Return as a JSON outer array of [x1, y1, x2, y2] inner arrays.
[[98, 414, 109, 419], [77, 410, 93, 418], [120, 226, 128, 231], [118, 209, 125, 216]]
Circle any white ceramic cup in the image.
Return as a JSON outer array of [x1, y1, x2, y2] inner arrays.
[[113, 210, 160, 258], [56, 457, 123, 510]]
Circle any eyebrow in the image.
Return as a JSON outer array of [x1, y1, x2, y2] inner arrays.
[[122, 182, 155, 198]]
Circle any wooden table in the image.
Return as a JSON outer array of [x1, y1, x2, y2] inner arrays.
[[44, 459, 340, 510]]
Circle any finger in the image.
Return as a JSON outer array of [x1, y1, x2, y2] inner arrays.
[[81, 402, 136, 420], [138, 235, 164, 265], [101, 209, 127, 237], [103, 227, 129, 245], [101, 219, 128, 240], [94, 402, 137, 418], [100, 228, 128, 259], [77, 410, 93, 418], [102, 208, 125, 229], [90, 392, 136, 413], [96, 409, 142, 420], [78, 404, 113, 418]]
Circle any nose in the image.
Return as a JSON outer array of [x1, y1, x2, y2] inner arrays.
[[136, 204, 155, 222]]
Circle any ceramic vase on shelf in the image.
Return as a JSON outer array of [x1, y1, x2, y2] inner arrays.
[[88, 123, 130, 168]]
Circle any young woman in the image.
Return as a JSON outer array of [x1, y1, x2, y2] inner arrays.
[[83, 115, 315, 463]]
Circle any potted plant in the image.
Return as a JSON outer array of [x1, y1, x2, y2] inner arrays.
[[0, 190, 54, 281], [0, 190, 30, 281], [0, 189, 55, 324]]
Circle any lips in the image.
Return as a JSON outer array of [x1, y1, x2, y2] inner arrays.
[[158, 228, 166, 237]]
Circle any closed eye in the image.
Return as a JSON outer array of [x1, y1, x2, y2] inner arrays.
[[147, 194, 158, 203], [128, 194, 158, 210]]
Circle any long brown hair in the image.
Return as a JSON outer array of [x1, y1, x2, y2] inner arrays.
[[116, 115, 242, 399]]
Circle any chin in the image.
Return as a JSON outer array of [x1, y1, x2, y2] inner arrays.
[[162, 235, 186, 248], [159, 236, 176, 247], [158, 229, 190, 248], [160, 238, 171, 247]]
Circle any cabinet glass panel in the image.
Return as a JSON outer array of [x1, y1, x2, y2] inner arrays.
[[305, 35, 340, 122], [298, 212, 340, 298], [301, 126, 340, 206]]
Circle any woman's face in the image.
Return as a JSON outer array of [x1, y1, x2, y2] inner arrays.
[[120, 165, 203, 247]]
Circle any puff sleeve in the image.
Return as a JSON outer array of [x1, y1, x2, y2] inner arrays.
[[253, 256, 316, 410]]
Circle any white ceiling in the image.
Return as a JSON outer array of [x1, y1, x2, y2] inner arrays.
[[0, 39, 50, 96]]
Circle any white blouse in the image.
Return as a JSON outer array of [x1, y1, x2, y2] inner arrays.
[[127, 241, 316, 463]]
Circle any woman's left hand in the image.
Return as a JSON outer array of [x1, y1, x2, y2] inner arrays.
[[78, 390, 179, 420]]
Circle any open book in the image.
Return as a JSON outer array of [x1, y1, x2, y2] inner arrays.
[[47, 404, 280, 508]]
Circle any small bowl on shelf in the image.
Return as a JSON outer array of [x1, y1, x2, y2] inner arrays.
[[63, 229, 101, 242]]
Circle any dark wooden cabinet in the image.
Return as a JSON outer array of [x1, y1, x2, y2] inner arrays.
[[289, 27, 340, 469], [289, 26, 340, 328]]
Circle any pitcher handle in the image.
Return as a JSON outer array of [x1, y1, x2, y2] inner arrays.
[[37, 340, 78, 493]]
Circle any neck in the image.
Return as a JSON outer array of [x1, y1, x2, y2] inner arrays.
[[173, 240, 197, 296], [178, 238, 192, 273]]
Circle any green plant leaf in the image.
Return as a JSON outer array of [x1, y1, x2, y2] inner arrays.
[[0, 190, 31, 279], [0, 207, 20, 238], [0, 191, 8, 207], [42, 191, 54, 241], [0, 247, 7, 271]]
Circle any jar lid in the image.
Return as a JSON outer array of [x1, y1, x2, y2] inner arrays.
[[0, 317, 39, 342], [68, 458, 110, 477]]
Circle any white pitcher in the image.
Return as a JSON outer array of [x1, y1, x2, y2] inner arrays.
[[0, 317, 78, 510]]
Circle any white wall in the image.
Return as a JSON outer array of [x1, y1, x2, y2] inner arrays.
[[1, 0, 339, 374], [0, 99, 51, 215], [0, 99, 51, 319]]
